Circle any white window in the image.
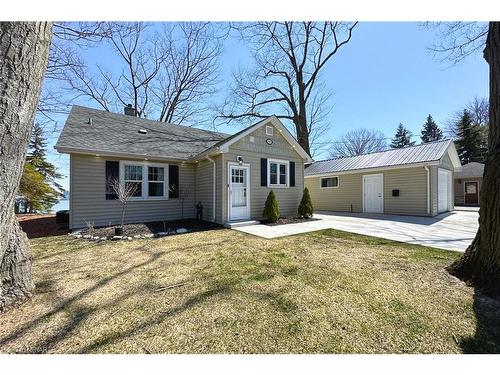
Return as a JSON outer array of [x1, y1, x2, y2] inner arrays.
[[320, 177, 339, 189], [147, 166, 166, 197], [266, 125, 274, 136], [120, 161, 168, 200], [124, 164, 143, 197], [268, 159, 288, 187]]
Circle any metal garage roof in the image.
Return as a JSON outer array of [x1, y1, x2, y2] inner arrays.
[[305, 139, 456, 176]]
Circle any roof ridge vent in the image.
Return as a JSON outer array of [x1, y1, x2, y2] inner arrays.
[[138, 129, 148, 134]]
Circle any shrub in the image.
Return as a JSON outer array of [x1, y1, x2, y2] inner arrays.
[[263, 190, 280, 222], [298, 187, 314, 218]]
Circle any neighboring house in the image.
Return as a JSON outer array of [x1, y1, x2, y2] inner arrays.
[[454, 162, 484, 206], [55, 105, 312, 229], [304, 140, 462, 217]]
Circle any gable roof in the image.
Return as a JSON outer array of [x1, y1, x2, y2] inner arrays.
[[454, 162, 484, 178], [305, 139, 461, 177], [55, 105, 229, 161], [55, 106, 313, 163], [193, 116, 313, 162]]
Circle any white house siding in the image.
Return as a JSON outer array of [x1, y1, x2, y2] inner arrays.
[[70, 154, 196, 229]]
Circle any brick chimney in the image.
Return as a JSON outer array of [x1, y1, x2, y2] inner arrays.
[[124, 104, 137, 117]]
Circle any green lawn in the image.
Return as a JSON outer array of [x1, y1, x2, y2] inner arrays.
[[1, 228, 499, 353]]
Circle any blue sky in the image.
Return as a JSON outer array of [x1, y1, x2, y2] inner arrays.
[[45, 22, 488, 191]]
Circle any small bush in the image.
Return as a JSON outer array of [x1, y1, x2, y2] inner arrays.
[[298, 187, 314, 218], [263, 190, 280, 222]]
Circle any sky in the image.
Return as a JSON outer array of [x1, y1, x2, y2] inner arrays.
[[45, 22, 489, 191]]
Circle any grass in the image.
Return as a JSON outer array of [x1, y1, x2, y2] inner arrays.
[[0, 228, 499, 353]]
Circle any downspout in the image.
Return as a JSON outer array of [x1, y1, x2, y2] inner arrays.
[[424, 166, 430, 216], [206, 155, 216, 222]]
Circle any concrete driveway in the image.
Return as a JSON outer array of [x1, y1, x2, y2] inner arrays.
[[235, 210, 479, 252]]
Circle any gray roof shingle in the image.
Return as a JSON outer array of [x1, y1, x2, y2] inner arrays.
[[305, 139, 454, 176], [454, 162, 484, 178], [55, 105, 229, 160]]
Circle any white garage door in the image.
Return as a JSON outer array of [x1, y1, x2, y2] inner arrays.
[[438, 168, 451, 213]]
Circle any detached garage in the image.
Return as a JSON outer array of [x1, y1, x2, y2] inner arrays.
[[305, 140, 461, 217]]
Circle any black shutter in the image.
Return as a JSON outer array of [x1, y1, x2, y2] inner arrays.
[[169, 165, 179, 198], [105, 161, 119, 200], [260, 158, 268, 186], [289, 161, 295, 187]]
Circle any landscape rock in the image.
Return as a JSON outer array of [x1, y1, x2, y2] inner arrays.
[[75, 234, 82, 239], [145, 234, 154, 238], [176, 228, 188, 234], [133, 235, 141, 239], [92, 236, 100, 240], [112, 236, 123, 240], [158, 231, 169, 237], [127, 237, 133, 241], [100, 237, 107, 241], [83, 235, 92, 239]]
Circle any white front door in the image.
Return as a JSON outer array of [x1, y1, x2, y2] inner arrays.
[[438, 168, 451, 213], [229, 164, 250, 221], [363, 174, 384, 213]]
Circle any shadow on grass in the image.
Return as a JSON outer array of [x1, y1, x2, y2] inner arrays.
[[460, 291, 500, 353], [0, 240, 224, 353]]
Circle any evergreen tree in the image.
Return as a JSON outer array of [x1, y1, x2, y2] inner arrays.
[[263, 190, 280, 222], [298, 188, 314, 218], [19, 123, 64, 212], [455, 110, 487, 164], [390, 123, 415, 148], [420, 114, 443, 143]]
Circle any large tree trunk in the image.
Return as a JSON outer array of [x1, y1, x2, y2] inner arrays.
[[0, 22, 52, 311], [447, 22, 500, 296]]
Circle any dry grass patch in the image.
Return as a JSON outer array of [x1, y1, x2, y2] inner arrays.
[[0, 228, 499, 353]]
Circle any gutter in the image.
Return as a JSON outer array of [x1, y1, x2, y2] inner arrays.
[[424, 166, 430, 215], [206, 156, 217, 223]]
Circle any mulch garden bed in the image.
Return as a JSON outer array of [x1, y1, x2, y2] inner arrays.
[[17, 214, 69, 239], [261, 216, 320, 226], [75, 219, 222, 240]]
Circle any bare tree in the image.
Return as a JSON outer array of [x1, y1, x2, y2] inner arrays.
[[109, 177, 138, 232], [0, 22, 53, 311], [217, 22, 357, 156], [425, 22, 489, 65], [153, 22, 223, 126], [329, 129, 387, 158], [63, 22, 165, 118]]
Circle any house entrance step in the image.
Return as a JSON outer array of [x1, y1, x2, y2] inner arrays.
[[224, 220, 260, 229]]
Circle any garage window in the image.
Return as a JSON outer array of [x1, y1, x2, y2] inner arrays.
[[320, 176, 339, 188]]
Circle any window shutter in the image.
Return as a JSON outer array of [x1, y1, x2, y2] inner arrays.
[[169, 165, 179, 198], [260, 158, 267, 186], [105, 161, 119, 200], [289, 161, 295, 187]]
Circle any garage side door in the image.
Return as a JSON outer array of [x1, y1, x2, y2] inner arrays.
[[438, 168, 451, 213]]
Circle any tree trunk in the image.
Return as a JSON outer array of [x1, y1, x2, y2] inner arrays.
[[447, 22, 500, 296], [295, 84, 311, 156], [0, 22, 52, 311]]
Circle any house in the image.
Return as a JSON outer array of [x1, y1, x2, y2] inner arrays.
[[304, 140, 462, 216], [454, 162, 484, 206], [54, 105, 312, 229]]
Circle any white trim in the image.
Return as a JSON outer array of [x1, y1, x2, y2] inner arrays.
[[319, 176, 340, 189], [304, 161, 440, 179], [206, 156, 216, 222], [265, 125, 274, 136], [227, 162, 251, 221], [362, 173, 384, 214], [424, 166, 430, 215], [267, 158, 289, 188], [56, 146, 186, 163], [445, 142, 463, 171], [119, 160, 169, 201]]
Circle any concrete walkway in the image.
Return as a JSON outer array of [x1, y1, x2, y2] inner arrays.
[[234, 211, 479, 252]]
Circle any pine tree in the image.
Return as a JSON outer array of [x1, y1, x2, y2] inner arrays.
[[455, 110, 487, 164], [298, 188, 314, 218], [26, 123, 64, 194], [20, 123, 64, 212], [263, 190, 280, 222], [390, 123, 415, 148], [420, 114, 443, 143]]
